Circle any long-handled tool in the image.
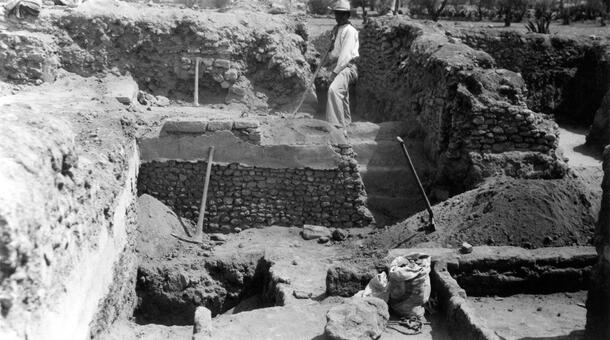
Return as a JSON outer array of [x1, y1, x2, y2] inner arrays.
[[196, 146, 215, 236], [396, 136, 436, 231], [290, 49, 331, 118], [171, 146, 214, 244]]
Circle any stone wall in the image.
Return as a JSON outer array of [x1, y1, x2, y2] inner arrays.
[[356, 17, 561, 188], [138, 151, 371, 231], [450, 29, 610, 125], [0, 1, 313, 110], [137, 118, 373, 231]]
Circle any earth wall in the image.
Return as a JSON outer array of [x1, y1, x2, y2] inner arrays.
[[0, 1, 313, 110], [0, 103, 139, 340]]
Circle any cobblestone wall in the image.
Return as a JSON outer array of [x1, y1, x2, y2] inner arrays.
[[450, 29, 610, 125], [356, 18, 558, 163], [137, 145, 373, 232]]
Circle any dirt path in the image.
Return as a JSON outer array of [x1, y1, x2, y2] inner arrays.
[[558, 125, 602, 168], [469, 291, 587, 340]]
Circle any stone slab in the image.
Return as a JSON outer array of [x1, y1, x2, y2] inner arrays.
[[162, 120, 208, 134], [105, 77, 138, 105]]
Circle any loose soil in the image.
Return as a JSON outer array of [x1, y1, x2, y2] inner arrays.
[[469, 291, 587, 340], [362, 172, 602, 252]]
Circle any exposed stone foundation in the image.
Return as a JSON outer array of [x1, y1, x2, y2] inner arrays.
[[138, 154, 371, 231], [137, 118, 373, 231], [450, 29, 610, 125], [0, 2, 313, 109], [355, 17, 562, 189]]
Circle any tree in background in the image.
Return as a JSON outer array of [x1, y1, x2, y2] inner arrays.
[[476, 0, 497, 21], [411, 0, 450, 21], [498, 0, 528, 26], [587, 0, 610, 25]]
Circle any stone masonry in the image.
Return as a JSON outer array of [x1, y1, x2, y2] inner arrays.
[[0, 2, 312, 109], [356, 17, 560, 188], [450, 28, 610, 125], [137, 118, 373, 231], [137, 148, 371, 232]]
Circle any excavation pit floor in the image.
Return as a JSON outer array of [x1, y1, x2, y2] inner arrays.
[[121, 194, 457, 339], [469, 291, 587, 340]]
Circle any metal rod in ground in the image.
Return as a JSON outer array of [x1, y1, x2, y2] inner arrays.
[[291, 49, 330, 118], [196, 146, 215, 237], [194, 57, 200, 107], [396, 136, 435, 230]]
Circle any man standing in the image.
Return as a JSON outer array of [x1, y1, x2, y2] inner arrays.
[[326, 0, 359, 133]]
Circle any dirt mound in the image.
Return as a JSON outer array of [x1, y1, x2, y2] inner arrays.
[[135, 194, 268, 325], [365, 174, 601, 250], [136, 194, 198, 259]]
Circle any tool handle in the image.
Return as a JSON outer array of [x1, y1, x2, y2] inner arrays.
[[196, 146, 215, 235], [396, 137, 434, 219], [291, 48, 331, 118]]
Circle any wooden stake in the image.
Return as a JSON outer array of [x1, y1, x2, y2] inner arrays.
[[194, 57, 200, 106], [196, 146, 214, 236]]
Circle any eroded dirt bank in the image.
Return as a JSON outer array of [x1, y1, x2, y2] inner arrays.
[[0, 74, 140, 339]]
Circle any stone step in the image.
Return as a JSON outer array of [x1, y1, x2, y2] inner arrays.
[[366, 194, 427, 226], [351, 139, 429, 169], [348, 121, 414, 142], [360, 166, 423, 197]]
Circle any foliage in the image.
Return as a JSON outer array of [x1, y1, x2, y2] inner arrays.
[[525, 0, 553, 33], [410, 0, 450, 20], [375, 0, 396, 15], [498, 0, 529, 26], [308, 0, 332, 14]]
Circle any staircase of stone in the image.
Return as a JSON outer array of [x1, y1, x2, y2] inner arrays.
[[348, 121, 431, 227]]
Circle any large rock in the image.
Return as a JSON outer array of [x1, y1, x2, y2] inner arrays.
[[301, 224, 331, 240], [326, 264, 375, 297], [324, 297, 389, 340], [193, 306, 212, 340], [105, 76, 139, 105]]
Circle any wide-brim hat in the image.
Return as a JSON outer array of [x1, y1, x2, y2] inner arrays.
[[330, 0, 350, 12]]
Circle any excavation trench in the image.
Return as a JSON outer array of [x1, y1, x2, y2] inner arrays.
[[131, 116, 372, 326], [134, 252, 276, 325]]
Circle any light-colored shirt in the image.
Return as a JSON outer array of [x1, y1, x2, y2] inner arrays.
[[330, 24, 359, 74]]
